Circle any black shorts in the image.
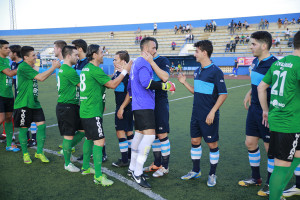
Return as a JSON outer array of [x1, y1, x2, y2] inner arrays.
[[0, 96, 14, 113], [268, 131, 300, 162], [81, 117, 105, 140], [154, 99, 170, 134], [133, 109, 155, 131], [13, 107, 45, 128], [56, 103, 82, 136], [115, 106, 133, 132]]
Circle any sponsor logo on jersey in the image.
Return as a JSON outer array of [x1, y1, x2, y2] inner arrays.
[[275, 61, 293, 68], [271, 99, 285, 108]]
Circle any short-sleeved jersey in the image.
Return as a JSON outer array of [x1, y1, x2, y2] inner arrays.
[[14, 61, 40, 109], [153, 55, 170, 100], [57, 64, 80, 104], [79, 63, 111, 118], [112, 71, 131, 109], [262, 55, 300, 133], [0, 56, 13, 98], [129, 57, 155, 111], [250, 55, 278, 107], [75, 57, 88, 76], [192, 63, 227, 120], [11, 60, 23, 80]]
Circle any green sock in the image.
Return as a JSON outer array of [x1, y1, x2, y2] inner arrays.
[[93, 145, 103, 178], [5, 122, 13, 147], [82, 138, 93, 170], [63, 138, 72, 166], [269, 166, 291, 200], [72, 131, 85, 147], [36, 124, 46, 154], [19, 128, 28, 154]]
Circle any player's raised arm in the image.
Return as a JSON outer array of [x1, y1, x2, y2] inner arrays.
[[34, 60, 61, 82], [178, 73, 194, 94], [105, 60, 132, 89]]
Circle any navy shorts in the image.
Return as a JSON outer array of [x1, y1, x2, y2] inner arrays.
[[190, 115, 219, 143], [154, 99, 170, 134], [115, 106, 133, 132], [246, 105, 270, 143]]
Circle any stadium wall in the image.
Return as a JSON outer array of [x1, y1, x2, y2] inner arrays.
[[0, 13, 299, 36]]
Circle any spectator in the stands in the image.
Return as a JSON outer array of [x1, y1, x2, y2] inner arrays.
[[264, 19, 269, 29], [135, 35, 139, 44], [287, 37, 293, 47], [189, 24, 193, 32], [230, 42, 236, 52], [37, 52, 41, 59], [225, 42, 231, 52], [204, 23, 209, 32], [153, 23, 157, 35], [171, 41, 176, 50], [291, 18, 296, 25], [283, 18, 289, 28], [230, 35, 235, 43], [258, 18, 265, 29], [182, 25, 186, 34], [230, 20, 235, 35], [110, 31, 114, 38], [136, 27, 141, 34], [212, 20, 217, 32], [237, 21, 242, 31], [174, 25, 178, 34], [103, 46, 106, 53], [284, 28, 290, 40], [297, 17, 300, 24], [186, 24, 190, 33], [209, 23, 213, 32], [178, 24, 183, 34], [235, 35, 240, 44], [275, 36, 280, 47], [190, 33, 194, 43], [243, 20, 249, 30], [138, 35, 142, 43], [245, 35, 250, 44], [240, 34, 245, 45], [185, 33, 190, 42], [233, 22, 238, 32], [277, 18, 282, 28]]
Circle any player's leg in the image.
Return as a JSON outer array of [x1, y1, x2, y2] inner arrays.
[[181, 118, 202, 180], [126, 131, 134, 159], [283, 164, 300, 197], [153, 132, 170, 177], [269, 132, 300, 200], [128, 130, 143, 175], [112, 130, 130, 167], [27, 122, 37, 147], [5, 112, 19, 151]]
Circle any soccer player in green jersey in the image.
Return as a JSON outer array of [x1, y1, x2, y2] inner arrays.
[[258, 31, 300, 200], [0, 40, 19, 152], [56, 45, 85, 172], [79, 44, 132, 186], [13, 46, 61, 164]]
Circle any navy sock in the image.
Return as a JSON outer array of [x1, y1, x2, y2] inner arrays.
[[191, 144, 201, 173], [248, 147, 261, 180], [118, 138, 128, 163], [209, 147, 219, 175], [102, 145, 106, 156], [127, 134, 134, 159]]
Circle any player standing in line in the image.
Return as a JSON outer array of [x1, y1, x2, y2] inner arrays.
[[56, 45, 85, 172], [9, 45, 37, 147], [79, 44, 132, 186], [111, 51, 134, 168], [14, 46, 60, 164], [178, 40, 227, 187], [72, 39, 108, 162], [0, 40, 19, 152], [257, 30, 300, 200], [142, 38, 172, 178], [126, 37, 175, 189], [238, 31, 278, 197]]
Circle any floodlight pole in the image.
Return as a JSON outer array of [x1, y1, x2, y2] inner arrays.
[[9, 0, 17, 30]]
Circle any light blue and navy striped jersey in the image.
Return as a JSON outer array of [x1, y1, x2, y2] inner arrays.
[[250, 55, 277, 107], [112, 71, 131, 110], [192, 63, 227, 119], [74, 57, 88, 76], [11, 60, 23, 80], [153, 55, 170, 100]]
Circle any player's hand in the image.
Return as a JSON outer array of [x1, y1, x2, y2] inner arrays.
[[142, 52, 154, 65], [52, 60, 61, 69], [123, 60, 133, 73], [262, 111, 269, 128], [115, 64, 123, 72], [117, 108, 124, 119], [162, 81, 176, 92], [177, 73, 186, 84], [243, 91, 251, 110], [206, 110, 215, 125]]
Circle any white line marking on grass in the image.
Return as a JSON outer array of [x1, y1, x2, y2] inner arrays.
[[30, 146, 166, 200]]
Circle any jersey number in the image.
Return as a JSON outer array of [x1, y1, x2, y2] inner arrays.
[[271, 70, 287, 96], [80, 74, 86, 92]]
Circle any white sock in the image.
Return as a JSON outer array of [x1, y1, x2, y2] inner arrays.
[[129, 132, 143, 171], [134, 135, 155, 176]]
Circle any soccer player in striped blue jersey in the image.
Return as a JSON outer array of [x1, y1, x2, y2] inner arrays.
[[178, 40, 227, 187], [238, 31, 278, 197]]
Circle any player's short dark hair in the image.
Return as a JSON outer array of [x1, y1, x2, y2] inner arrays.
[[21, 46, 34, 59], [86, 44, 100, 61], [116, 50, 130, 63], [250, 31, 272, 50], [62, 45, 77, 59], [9, 45, 22, 58], [72, 39, 87, 53], [194, 40, 213, 58], [54, 40, 67, 50], [293, 31, 300, 50], [140, 37, 158, 50], [0, 40, 9, 48]]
